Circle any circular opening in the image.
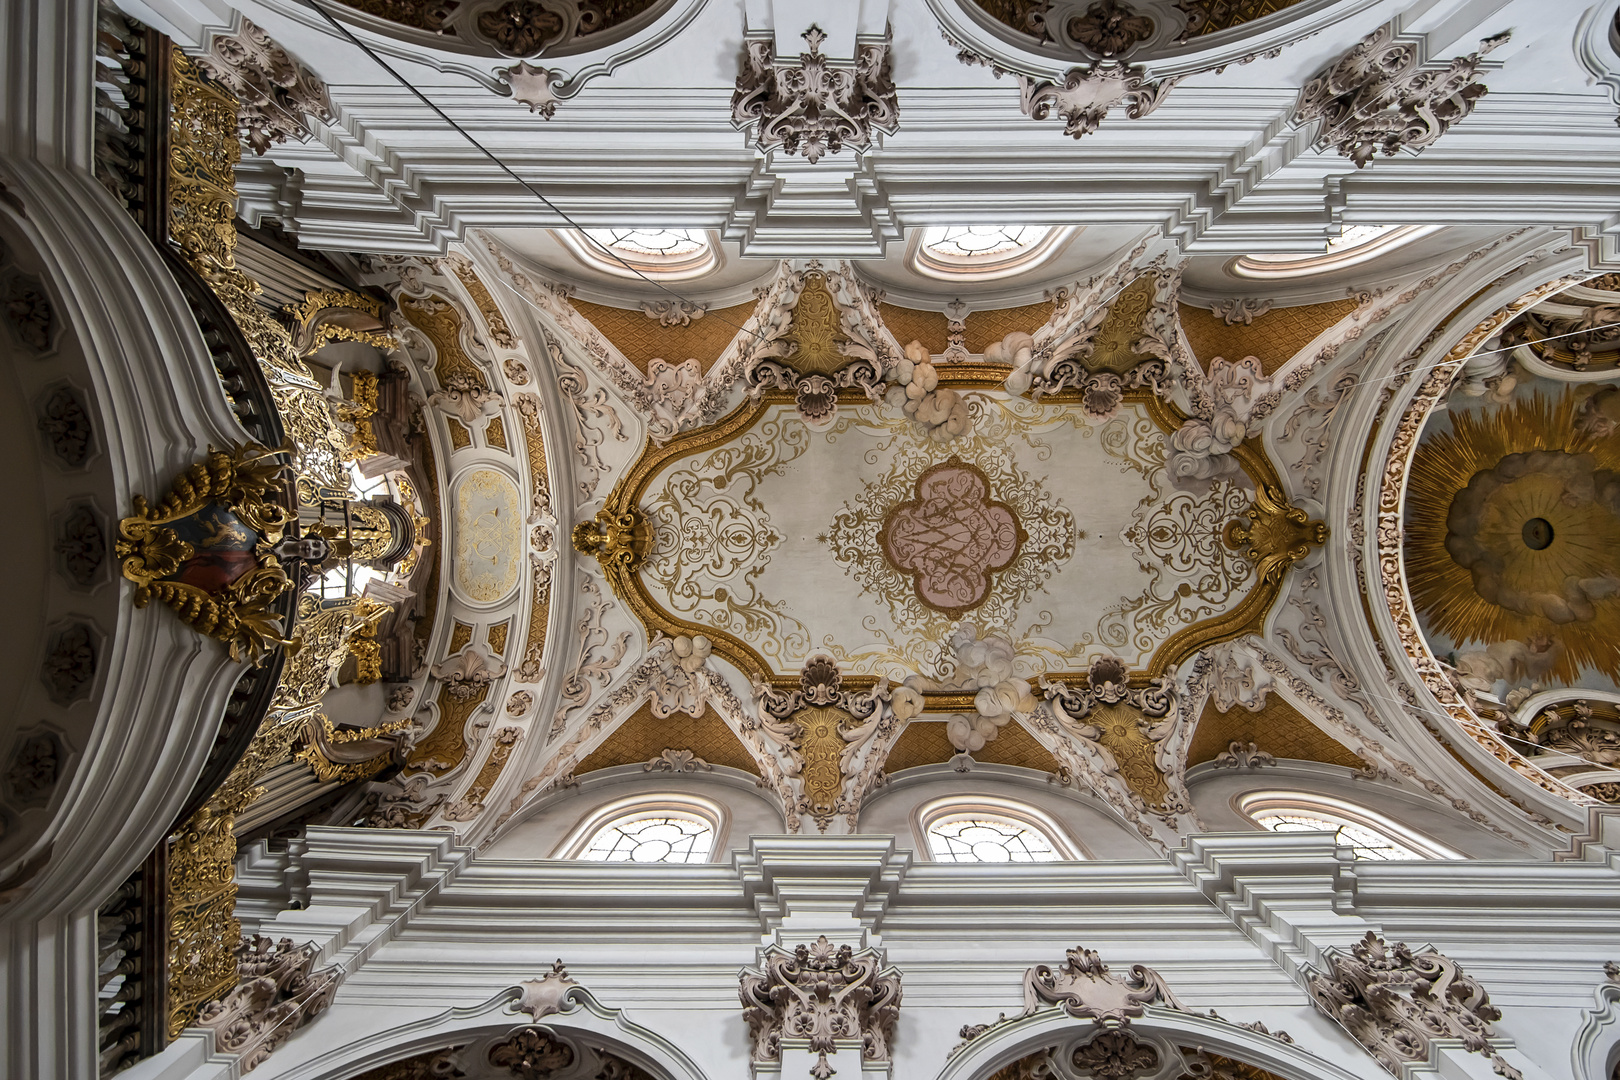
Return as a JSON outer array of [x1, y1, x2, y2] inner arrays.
[[1522, 517, 1555, 550]]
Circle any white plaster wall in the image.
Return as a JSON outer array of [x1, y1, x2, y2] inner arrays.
[[860, 769, 1159, 859], [1186, 760, 1537, 860], [484, 768, 785, 860]]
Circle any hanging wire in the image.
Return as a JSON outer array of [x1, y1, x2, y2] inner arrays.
[[295, 0, 785, 345]]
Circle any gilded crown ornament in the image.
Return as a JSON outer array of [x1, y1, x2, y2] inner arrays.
[[572, 507, 651, 570], [1223, 485, 1327, 584]]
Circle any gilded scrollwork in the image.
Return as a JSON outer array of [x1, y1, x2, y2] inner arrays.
[[117, 443, 295, 661]]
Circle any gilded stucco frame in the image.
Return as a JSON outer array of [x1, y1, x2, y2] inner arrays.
[[591, 365, 1292, 701]]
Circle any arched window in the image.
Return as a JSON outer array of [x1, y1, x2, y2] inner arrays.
[[908, 225, 1078, 281], [555, 228, 719, 280], [1237, 791, 1460, 860], [914, 796, 1083, 862], [581, 812, 713, 863], [1228, 224, 1438, 279], [554, 794, 728, 863]]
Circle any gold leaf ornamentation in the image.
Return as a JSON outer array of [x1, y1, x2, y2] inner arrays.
[[1223, 484, 1327, 584], [573, 508, 651, 571], [116, 443, 295, 662]]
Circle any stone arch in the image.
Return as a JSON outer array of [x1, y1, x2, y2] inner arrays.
[[275, 984, 709, 1080], [936, 1008, 1364, 1080]]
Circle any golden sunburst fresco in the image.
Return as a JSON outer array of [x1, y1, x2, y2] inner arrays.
[[1405, 388, 1620, 683]]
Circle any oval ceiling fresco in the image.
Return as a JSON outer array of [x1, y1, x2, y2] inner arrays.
[[452, 467, 523, 605]]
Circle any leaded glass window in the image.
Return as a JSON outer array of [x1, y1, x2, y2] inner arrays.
[[582, 228, 707, 258], [1250, 810, 1425, 861], [920, 225, 1051, 260], [925, 815, 1062, 863], [578, 812, 714, 864]]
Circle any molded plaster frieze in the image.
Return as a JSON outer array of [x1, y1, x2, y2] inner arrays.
[[544, 334, 629, 502], [1225, 234, 1532, 443], [486, 636, 791, 841], [1251, 601, 1526, 844], [743, 262, 918, 431], [195, 17, 335, 156], [1016, 63, 1181, 140], [546, 573, 632, 740], [1213, 740, 1277, 770], [1205, 638, 1274, 713], [1292, 21, 1511, 169], [432, 647, 509, 703], [1274, 328, 1393, 501], [739, 935, 902, 1080], [481, 234, 800, 443], [1038, 655, 1200, 843], [1306, 931, 1524, 1079], [642, 300, 706, 328], [1365, 269, 1605, 814], [1209, 298, 1273, 326], [731, 26, 900, 164], [994, 236, 1171, 402]]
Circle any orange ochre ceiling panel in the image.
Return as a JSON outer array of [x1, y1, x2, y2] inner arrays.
[[1185, 693, 1366, 770], [570, 297, 759, 374], [574, 702, 762, 776], [883, 717, 1061, 775], [1178, 298, 1359, 374]]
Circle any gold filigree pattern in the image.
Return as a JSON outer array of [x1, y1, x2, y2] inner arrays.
[[406, 681, 491, 774], [642, 414, 808, 664], [487, 620, 511, 655], [796, 706, 853, 820], [168, 51, 352, 496], [168, 595, 384, 1035], [782, 275, 855, 375], [825, 402, 1078, 653], [1089, 702, 1172, 807]]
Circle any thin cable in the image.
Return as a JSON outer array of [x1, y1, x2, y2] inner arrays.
[[1333, 319, 1620, 393], [1356, 684, 1620, 779], [296, 0, 752, 323], [295, 0, 1143, 359]]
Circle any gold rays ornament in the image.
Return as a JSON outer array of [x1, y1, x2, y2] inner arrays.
[[1405, 388, 1620, 683]]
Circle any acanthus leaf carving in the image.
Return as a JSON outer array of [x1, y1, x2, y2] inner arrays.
[[731, 26, 899, 164], [739, 935, 902, 1076], [1015, 64, 1180, 140], [1306, 931, 1522, 1079], [193, 935, 340, 1073], [431, 646, 508, 702], [1292, 22, 1510, 167], [1019, 946, 1182, 1024], [196, 19, 334, 155], [1070, 1028, 1159, 1078]]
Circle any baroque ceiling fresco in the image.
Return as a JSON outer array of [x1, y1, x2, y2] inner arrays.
[[18, 0, 1620, 1075]]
